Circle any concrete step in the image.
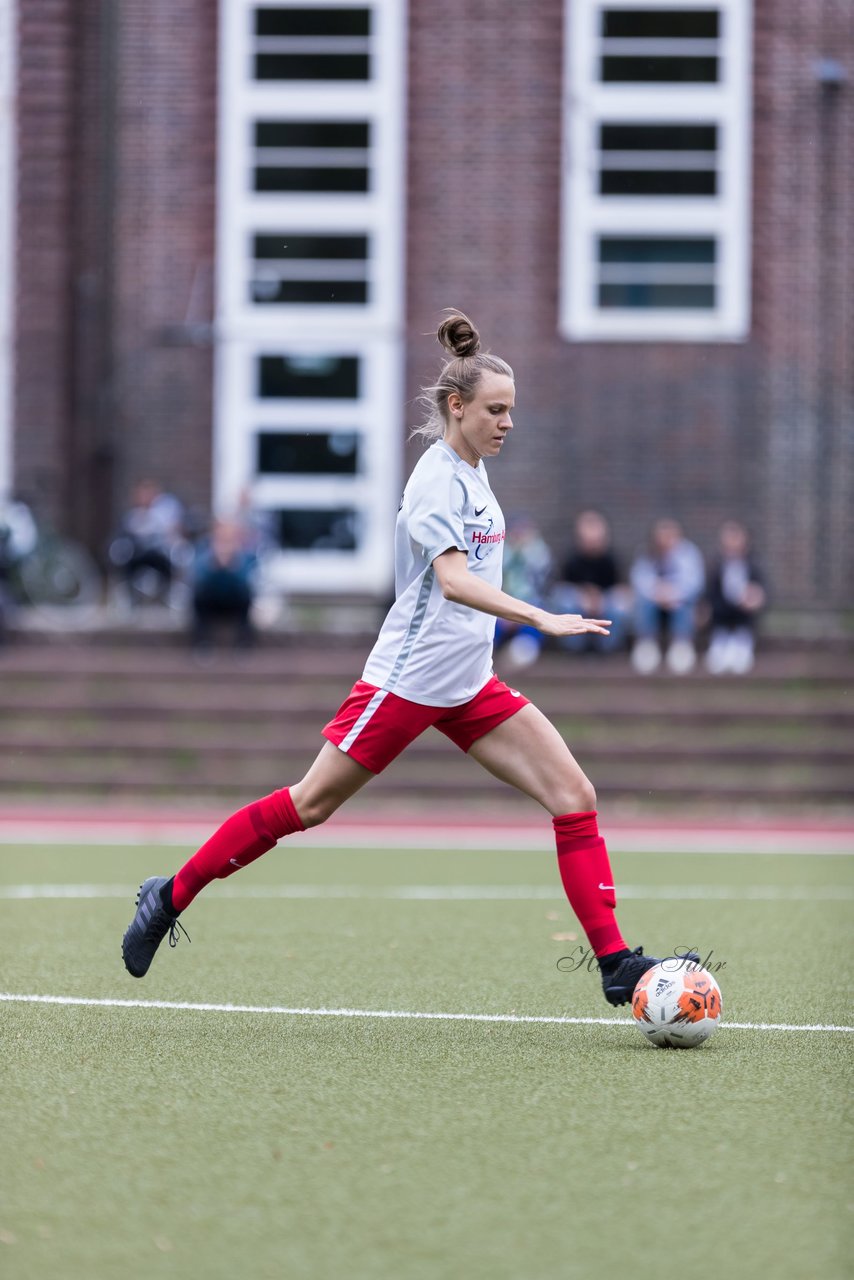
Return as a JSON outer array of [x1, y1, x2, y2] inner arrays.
[[1, 765, 849, 807], [7, 601, 854, 652], [1, 691, 850, 721], [1, 639, 851, 813], [2, 731, 851, 766], [2, 731, 850, 785], [2, 643, 853, 681]]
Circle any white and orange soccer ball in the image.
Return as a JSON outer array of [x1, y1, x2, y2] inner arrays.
[[631, 962, 723, 1049]]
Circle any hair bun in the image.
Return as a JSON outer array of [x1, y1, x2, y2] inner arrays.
[[437, 310, 481, 359]]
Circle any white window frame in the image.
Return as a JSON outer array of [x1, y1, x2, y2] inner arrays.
[[214, 333, 400, 592], [219, 2, 403, 335], [215, 0, 406, 594], [561, 0, 752, 342]]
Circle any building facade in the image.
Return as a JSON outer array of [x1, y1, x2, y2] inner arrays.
[[6, 0, 854, 606]]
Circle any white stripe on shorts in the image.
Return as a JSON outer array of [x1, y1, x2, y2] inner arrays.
[[338, 689, 389, 755]]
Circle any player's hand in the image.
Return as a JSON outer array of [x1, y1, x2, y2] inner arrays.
[[533, 610, 611, 637]]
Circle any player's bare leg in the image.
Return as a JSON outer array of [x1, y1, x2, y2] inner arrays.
[[289, 742, 374, 826], [122, 743, 372, 977], [467, 702, 595, 816], [468, 704, 697, 1004]]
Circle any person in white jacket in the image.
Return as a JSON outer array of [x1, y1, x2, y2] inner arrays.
[[630, 518, 705, 674]]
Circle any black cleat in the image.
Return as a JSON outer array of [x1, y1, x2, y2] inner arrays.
[[122, 876, 189, 978], [602, 946, 701, 1007]]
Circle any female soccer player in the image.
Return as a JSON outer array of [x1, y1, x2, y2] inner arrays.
[[122, 312, 689, 1005]]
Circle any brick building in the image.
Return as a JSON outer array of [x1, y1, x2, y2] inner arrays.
[[3, 0, 852, 606]]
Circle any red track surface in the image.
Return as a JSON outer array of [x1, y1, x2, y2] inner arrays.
[[0, 803, 851, 852]]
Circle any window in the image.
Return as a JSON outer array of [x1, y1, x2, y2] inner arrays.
[[257, 430, 360, 476], [250, 234, 370, 305], [257, 354, 360, 398], [253, 120, 371, 193], [600, 7, 720, 82], [561, 0, 751, 341], [598, 236, 716, 307], [276, 507, 359, 550], [599, 123, 718, 197], [253, 7, 372, 81], [216, 1, 405, 592]]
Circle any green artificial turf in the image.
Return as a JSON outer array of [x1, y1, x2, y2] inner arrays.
[[1, 841, 852, 1280]]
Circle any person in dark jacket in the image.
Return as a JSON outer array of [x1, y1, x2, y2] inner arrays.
[[705, 520, 766, 674], [191, 519, 256, 650], [552, 510, 630, 654]]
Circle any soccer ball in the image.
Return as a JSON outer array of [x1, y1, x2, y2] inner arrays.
[[631, 962, 722, 1049]]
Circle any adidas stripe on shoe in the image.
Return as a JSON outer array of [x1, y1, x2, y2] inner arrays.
[[122, 876, 190, 978]]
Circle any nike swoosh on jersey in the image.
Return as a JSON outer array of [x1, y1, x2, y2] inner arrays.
[[474, 505, 488, 516], [598, 883, 615, 890]]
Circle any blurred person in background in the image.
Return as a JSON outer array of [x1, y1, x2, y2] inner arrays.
[[552, 509, 630, 655], [234, 486, 278, 563], [108, 479, 191, 607], [630, 517, 705, 675], [704, 520, 766, 675], [0, 493, 38, 643], [191, 518, 257, 652], [495, 515, 554, 667]]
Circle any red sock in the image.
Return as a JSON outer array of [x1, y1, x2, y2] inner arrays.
[[172, 788, 304, 911], [553, 811, 627, 958]]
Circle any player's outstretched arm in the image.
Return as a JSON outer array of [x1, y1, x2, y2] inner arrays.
[[433, 549, 610, 639]]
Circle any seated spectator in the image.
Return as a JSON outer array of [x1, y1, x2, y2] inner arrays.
[[551, 509, 630, 654], [109, 479, 190, 607], [630, 518, 705, 674], [191, 519, 256, 651], [704, 520, 766, 674], [0, 494, 38, 642], [495, 516, 554, 667], [234, 485, 277, 562]]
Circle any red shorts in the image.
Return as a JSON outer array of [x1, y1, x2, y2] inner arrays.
[[322, 675, 531, 774]]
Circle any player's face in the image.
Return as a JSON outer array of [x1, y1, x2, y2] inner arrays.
[[446, 372, 515, 466]]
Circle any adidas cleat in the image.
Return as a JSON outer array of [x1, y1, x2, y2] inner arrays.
[[602, 945, 700, 1007], [122, 876, 189, 978]]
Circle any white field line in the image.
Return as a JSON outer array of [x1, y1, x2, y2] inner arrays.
[[1, 882, 852, 902], [1, 991, 851, 1034], [0, 822, 852, 854]]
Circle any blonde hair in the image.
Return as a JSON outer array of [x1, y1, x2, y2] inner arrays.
[[412, 310, 514, 442]]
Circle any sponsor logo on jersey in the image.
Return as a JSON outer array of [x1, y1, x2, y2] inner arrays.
[[472, 516, 506, 560]]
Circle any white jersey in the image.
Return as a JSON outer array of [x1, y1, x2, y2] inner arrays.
[[362, 440, 505, 706]]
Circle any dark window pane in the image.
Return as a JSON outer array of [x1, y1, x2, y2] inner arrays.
[[255, 166, 369, 193], [599, 237, 716, 264], [254, 234, 368, 260], [601, 123, 717, 151], [258, 355, 359, 398], [601, 170, 717, 195], [255, 7, 371, 37], [602, 9, 719, 38], [255, 53, 370, 80], [257, 431, 359, 475], [599, 282, 716, 308], [251, 279, 368, 304], [276, 507, 359, 551], [255, 120, 370, 147], [601, 55, 718, 82]]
